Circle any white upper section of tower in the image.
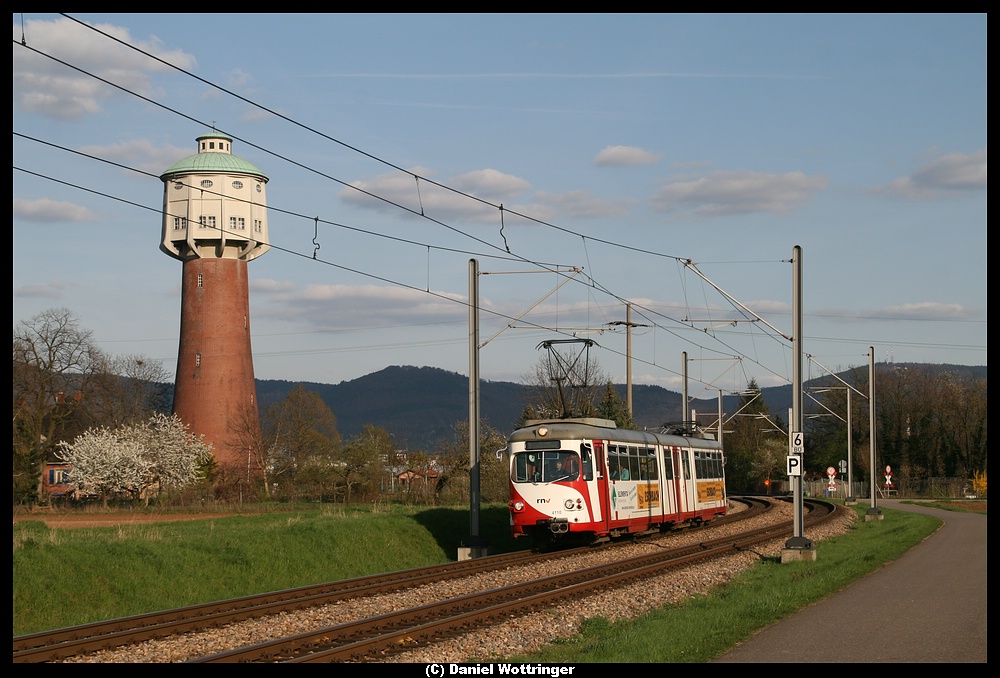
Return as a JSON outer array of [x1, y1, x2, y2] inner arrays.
[[160, 133, 270, 262]]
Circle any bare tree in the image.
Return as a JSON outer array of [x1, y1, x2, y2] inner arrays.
[[521, 340, 607, 419], [229, 398, 268, 495], [93, 354, 172, 427], [13, 308, 107, 504]]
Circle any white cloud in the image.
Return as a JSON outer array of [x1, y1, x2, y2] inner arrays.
[[13, 280, 73, 299], [13, 197, 97, 222], [878, 302, 975, 320], [78, 139, 192, 175], [594, 145, 661, 167], [251, 278, 296, 293], [651, 170, 827, 217], [339, 167, 532, 222], [878, 149, 987, 199], [259, 282, 467, 327], [12, 16, 197, 120]]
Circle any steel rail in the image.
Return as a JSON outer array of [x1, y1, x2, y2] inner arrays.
[[194, 500, 835, 663]]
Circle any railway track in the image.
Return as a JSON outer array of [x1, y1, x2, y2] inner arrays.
[[14, 495, 799, 663]]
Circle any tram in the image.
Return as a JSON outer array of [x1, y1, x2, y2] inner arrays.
[[508, 417, 726, 543]]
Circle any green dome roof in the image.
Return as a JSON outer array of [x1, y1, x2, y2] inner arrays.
[[160, 133, 268, 181]]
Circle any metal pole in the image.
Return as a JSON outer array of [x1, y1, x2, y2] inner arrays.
[[682, 351, 688, 430], [867, 346, 882, 518], [785, 245, 811, 552], [467, 259, 481, 551], [717, 391, 724, 448], [846, 388, 855, 502], [626, 303, 633, 417]]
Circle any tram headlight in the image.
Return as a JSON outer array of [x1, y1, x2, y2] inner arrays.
[[564, 499, 575, 510], [512, 501, 524, 511]]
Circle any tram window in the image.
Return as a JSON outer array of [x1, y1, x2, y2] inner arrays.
[[694, 451, 721, 478], [580, 445, 594, 481], [645, 448, 658, 481], [515, 451, 579, 483], [662, 455, 674, 480], [627, 447, 640, 481], [512, 453, 540, 483], [609, 449, 628, 480]]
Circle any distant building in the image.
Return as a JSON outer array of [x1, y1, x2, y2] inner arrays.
[[160, 133, 270, 478]]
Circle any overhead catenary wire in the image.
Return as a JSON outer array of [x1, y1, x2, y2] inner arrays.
[[13, 17, 801, 389]]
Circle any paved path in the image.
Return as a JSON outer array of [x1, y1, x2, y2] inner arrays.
[[713, 499, 987, 663]]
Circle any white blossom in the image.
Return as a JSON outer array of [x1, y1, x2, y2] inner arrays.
[[56, 414, 213, 500]]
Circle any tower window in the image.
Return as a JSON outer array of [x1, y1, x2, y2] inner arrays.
[[195, 353, 201, 367], [200, 216, 216, 229], [200, 179, 214, 188], [197, 273, 203, 287], [232, 180, 243, 190]]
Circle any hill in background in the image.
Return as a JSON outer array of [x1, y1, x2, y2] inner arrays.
[[256, 365, 725, 451], [255, 363, 986, 453]]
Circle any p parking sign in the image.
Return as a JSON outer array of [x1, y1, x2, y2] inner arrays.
[[787, 455, 802, 477]]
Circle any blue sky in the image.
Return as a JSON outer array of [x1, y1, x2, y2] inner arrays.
[[13, 13, 987, 397]]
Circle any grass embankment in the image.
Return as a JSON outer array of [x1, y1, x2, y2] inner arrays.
[[13, 503, 519, 636], [14, 502, 944, 662]]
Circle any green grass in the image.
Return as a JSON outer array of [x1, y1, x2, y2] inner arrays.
[[13, 503, 520, 636], [14, 502, 939, 662]]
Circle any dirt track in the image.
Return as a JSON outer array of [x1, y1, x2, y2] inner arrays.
[[13, 512, 240, 529]]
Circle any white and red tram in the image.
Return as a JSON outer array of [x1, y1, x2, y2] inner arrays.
[[507, 417, 726, 542]]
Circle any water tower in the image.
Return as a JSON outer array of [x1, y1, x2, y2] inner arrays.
[[160, 132, 269, 478]]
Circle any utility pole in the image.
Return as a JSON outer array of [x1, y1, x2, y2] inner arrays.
[[607, 303, 648, 417]]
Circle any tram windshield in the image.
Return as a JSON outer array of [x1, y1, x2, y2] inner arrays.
[[512, 451, 580, 483]]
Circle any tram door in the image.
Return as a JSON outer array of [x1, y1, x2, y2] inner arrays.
[[589, 440, 611, 534], [661, 446, 678, 519], [675, 446, 697, 517]]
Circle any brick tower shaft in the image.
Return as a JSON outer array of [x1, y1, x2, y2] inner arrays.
[[173, 257, 257, 474]]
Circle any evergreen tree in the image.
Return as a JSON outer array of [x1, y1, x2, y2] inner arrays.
[[595, 381, 636, 430]]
